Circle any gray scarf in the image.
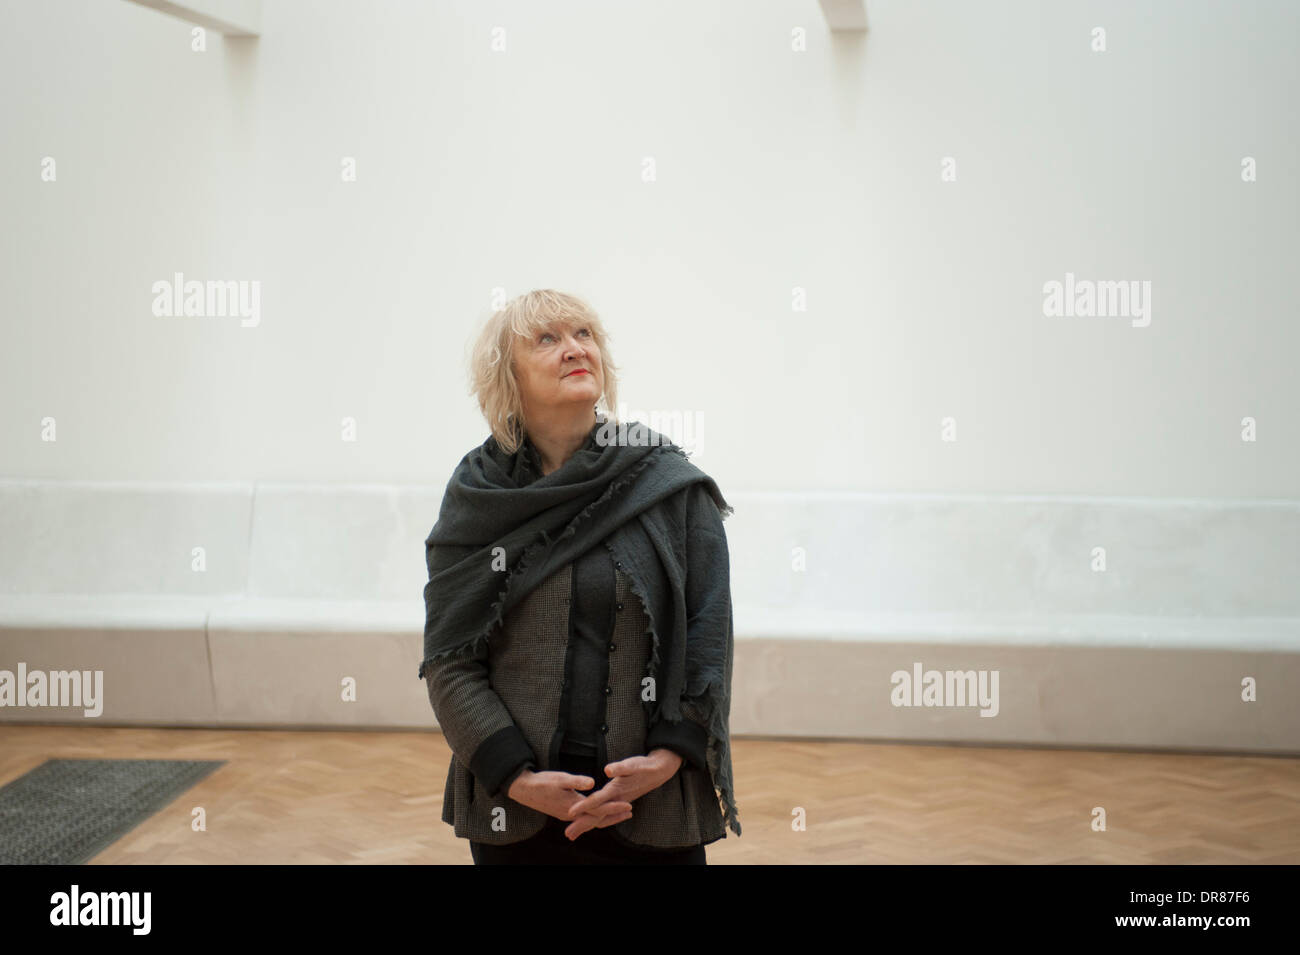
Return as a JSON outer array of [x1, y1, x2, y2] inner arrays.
[[418, 414, 740, 837]]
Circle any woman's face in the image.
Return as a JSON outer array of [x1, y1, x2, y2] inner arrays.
[[514, 320, 604, 418]]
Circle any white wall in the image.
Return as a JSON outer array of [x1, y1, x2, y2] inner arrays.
[[2, 0, 1296, 498]]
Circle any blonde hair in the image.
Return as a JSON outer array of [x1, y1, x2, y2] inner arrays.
[[467, 289, 620, 454]]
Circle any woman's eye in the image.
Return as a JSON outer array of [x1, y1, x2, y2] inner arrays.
[[540, 329, 589, 343]]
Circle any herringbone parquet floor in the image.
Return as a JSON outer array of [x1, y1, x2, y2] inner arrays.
[[1, 725, 1296, 864]]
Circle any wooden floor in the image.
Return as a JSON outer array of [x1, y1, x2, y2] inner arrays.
[[1, 724, 1297, 864]]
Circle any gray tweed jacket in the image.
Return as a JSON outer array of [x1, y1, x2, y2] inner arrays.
[[425, 558, 726, 849]]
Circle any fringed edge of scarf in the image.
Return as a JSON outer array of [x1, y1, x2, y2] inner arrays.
[[685, 472, 740, 833], [417, 445, 674, 682], [706, 688, 742, 837], [616, 483, 742, 838], [712, 488, 740, 834]]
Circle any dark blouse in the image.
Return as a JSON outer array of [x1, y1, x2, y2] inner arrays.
[[559, 540, 616, 759]]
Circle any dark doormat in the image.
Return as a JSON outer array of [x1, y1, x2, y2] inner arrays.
[[0, 758, 226, 864]]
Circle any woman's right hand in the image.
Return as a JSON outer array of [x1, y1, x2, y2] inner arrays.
[[507, 769, 634, 832]]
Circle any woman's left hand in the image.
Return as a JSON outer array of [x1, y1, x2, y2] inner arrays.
[[563, 748, 683, 841]]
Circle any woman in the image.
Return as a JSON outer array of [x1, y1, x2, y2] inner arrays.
[[419, 289, 741, 865]]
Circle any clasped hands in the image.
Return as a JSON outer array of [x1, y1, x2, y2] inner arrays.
[[506, 747, 683, 841]]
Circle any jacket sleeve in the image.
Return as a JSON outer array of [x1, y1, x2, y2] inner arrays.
[[646, 694, 711, 772], [645, 482, 729, 774], [424, 637, 537, 799]]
